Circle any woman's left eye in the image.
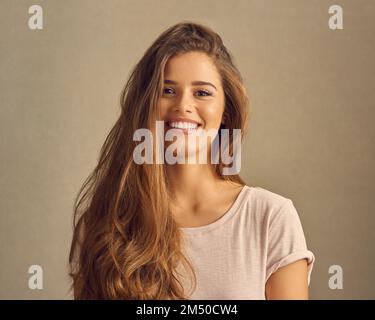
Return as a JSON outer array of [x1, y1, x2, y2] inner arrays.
[[162, 88, 212, 97], [195, 90, 212, 97]]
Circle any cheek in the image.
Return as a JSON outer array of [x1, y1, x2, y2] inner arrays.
[[200, 105, 225, 126], [157, 100, 169, 119]]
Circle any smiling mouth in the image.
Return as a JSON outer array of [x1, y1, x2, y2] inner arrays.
[[165, 121, 203, 134]]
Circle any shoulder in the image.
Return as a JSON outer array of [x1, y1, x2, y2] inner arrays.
[[240, 185, 299, 225], [248, 186, 291, 204], [244, 185, 292, 212]]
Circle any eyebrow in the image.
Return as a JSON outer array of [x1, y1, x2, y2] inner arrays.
[[164, 79, 217, 91]]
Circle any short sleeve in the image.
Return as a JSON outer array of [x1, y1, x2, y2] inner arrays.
[[265, 199, 315, 286]]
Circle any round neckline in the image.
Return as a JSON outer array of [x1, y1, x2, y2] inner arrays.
[[179, 185, 251, 235]]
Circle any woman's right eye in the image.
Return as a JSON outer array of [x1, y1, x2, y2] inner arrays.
[[163, 88, 174, 95]]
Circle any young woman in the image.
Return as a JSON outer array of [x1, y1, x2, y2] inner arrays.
[[69, 21, 315, 300]]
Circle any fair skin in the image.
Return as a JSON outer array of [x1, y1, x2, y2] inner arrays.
[[265, 259, 309, 299], [158, 51, 243, 226], [158, 51, 309, 299]]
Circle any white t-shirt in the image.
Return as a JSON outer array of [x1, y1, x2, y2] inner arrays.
[[176, 185, 315, 300]]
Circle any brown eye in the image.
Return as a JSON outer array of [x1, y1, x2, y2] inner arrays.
[[163, 88, 174, 95], [196, 90, 212, 97]]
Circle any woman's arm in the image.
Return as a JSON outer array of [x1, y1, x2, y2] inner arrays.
[[265, 259, 309, 300]]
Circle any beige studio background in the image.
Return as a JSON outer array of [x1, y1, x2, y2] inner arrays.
[[0, 0, 374, 299]]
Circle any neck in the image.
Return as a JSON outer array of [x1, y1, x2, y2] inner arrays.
[[166, 163, 224, 208]]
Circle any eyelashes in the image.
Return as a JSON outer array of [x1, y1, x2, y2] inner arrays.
[[162, 87, 213, 97]]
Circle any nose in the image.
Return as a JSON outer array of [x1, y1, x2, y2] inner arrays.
[[173, 90, 194, 114]]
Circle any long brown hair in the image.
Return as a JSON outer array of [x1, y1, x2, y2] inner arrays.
[[68, 21, 251, 299]]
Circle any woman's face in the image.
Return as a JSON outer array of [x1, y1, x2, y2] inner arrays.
[[158, 51, 226, 162]]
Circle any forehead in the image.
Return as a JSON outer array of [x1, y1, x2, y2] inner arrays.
[[163, 51, 221, 83]]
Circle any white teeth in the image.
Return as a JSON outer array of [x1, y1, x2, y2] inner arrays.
[[169, 121, 198, 129]]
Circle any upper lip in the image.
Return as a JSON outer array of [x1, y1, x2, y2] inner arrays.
[[166, 118, 202, 126]]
